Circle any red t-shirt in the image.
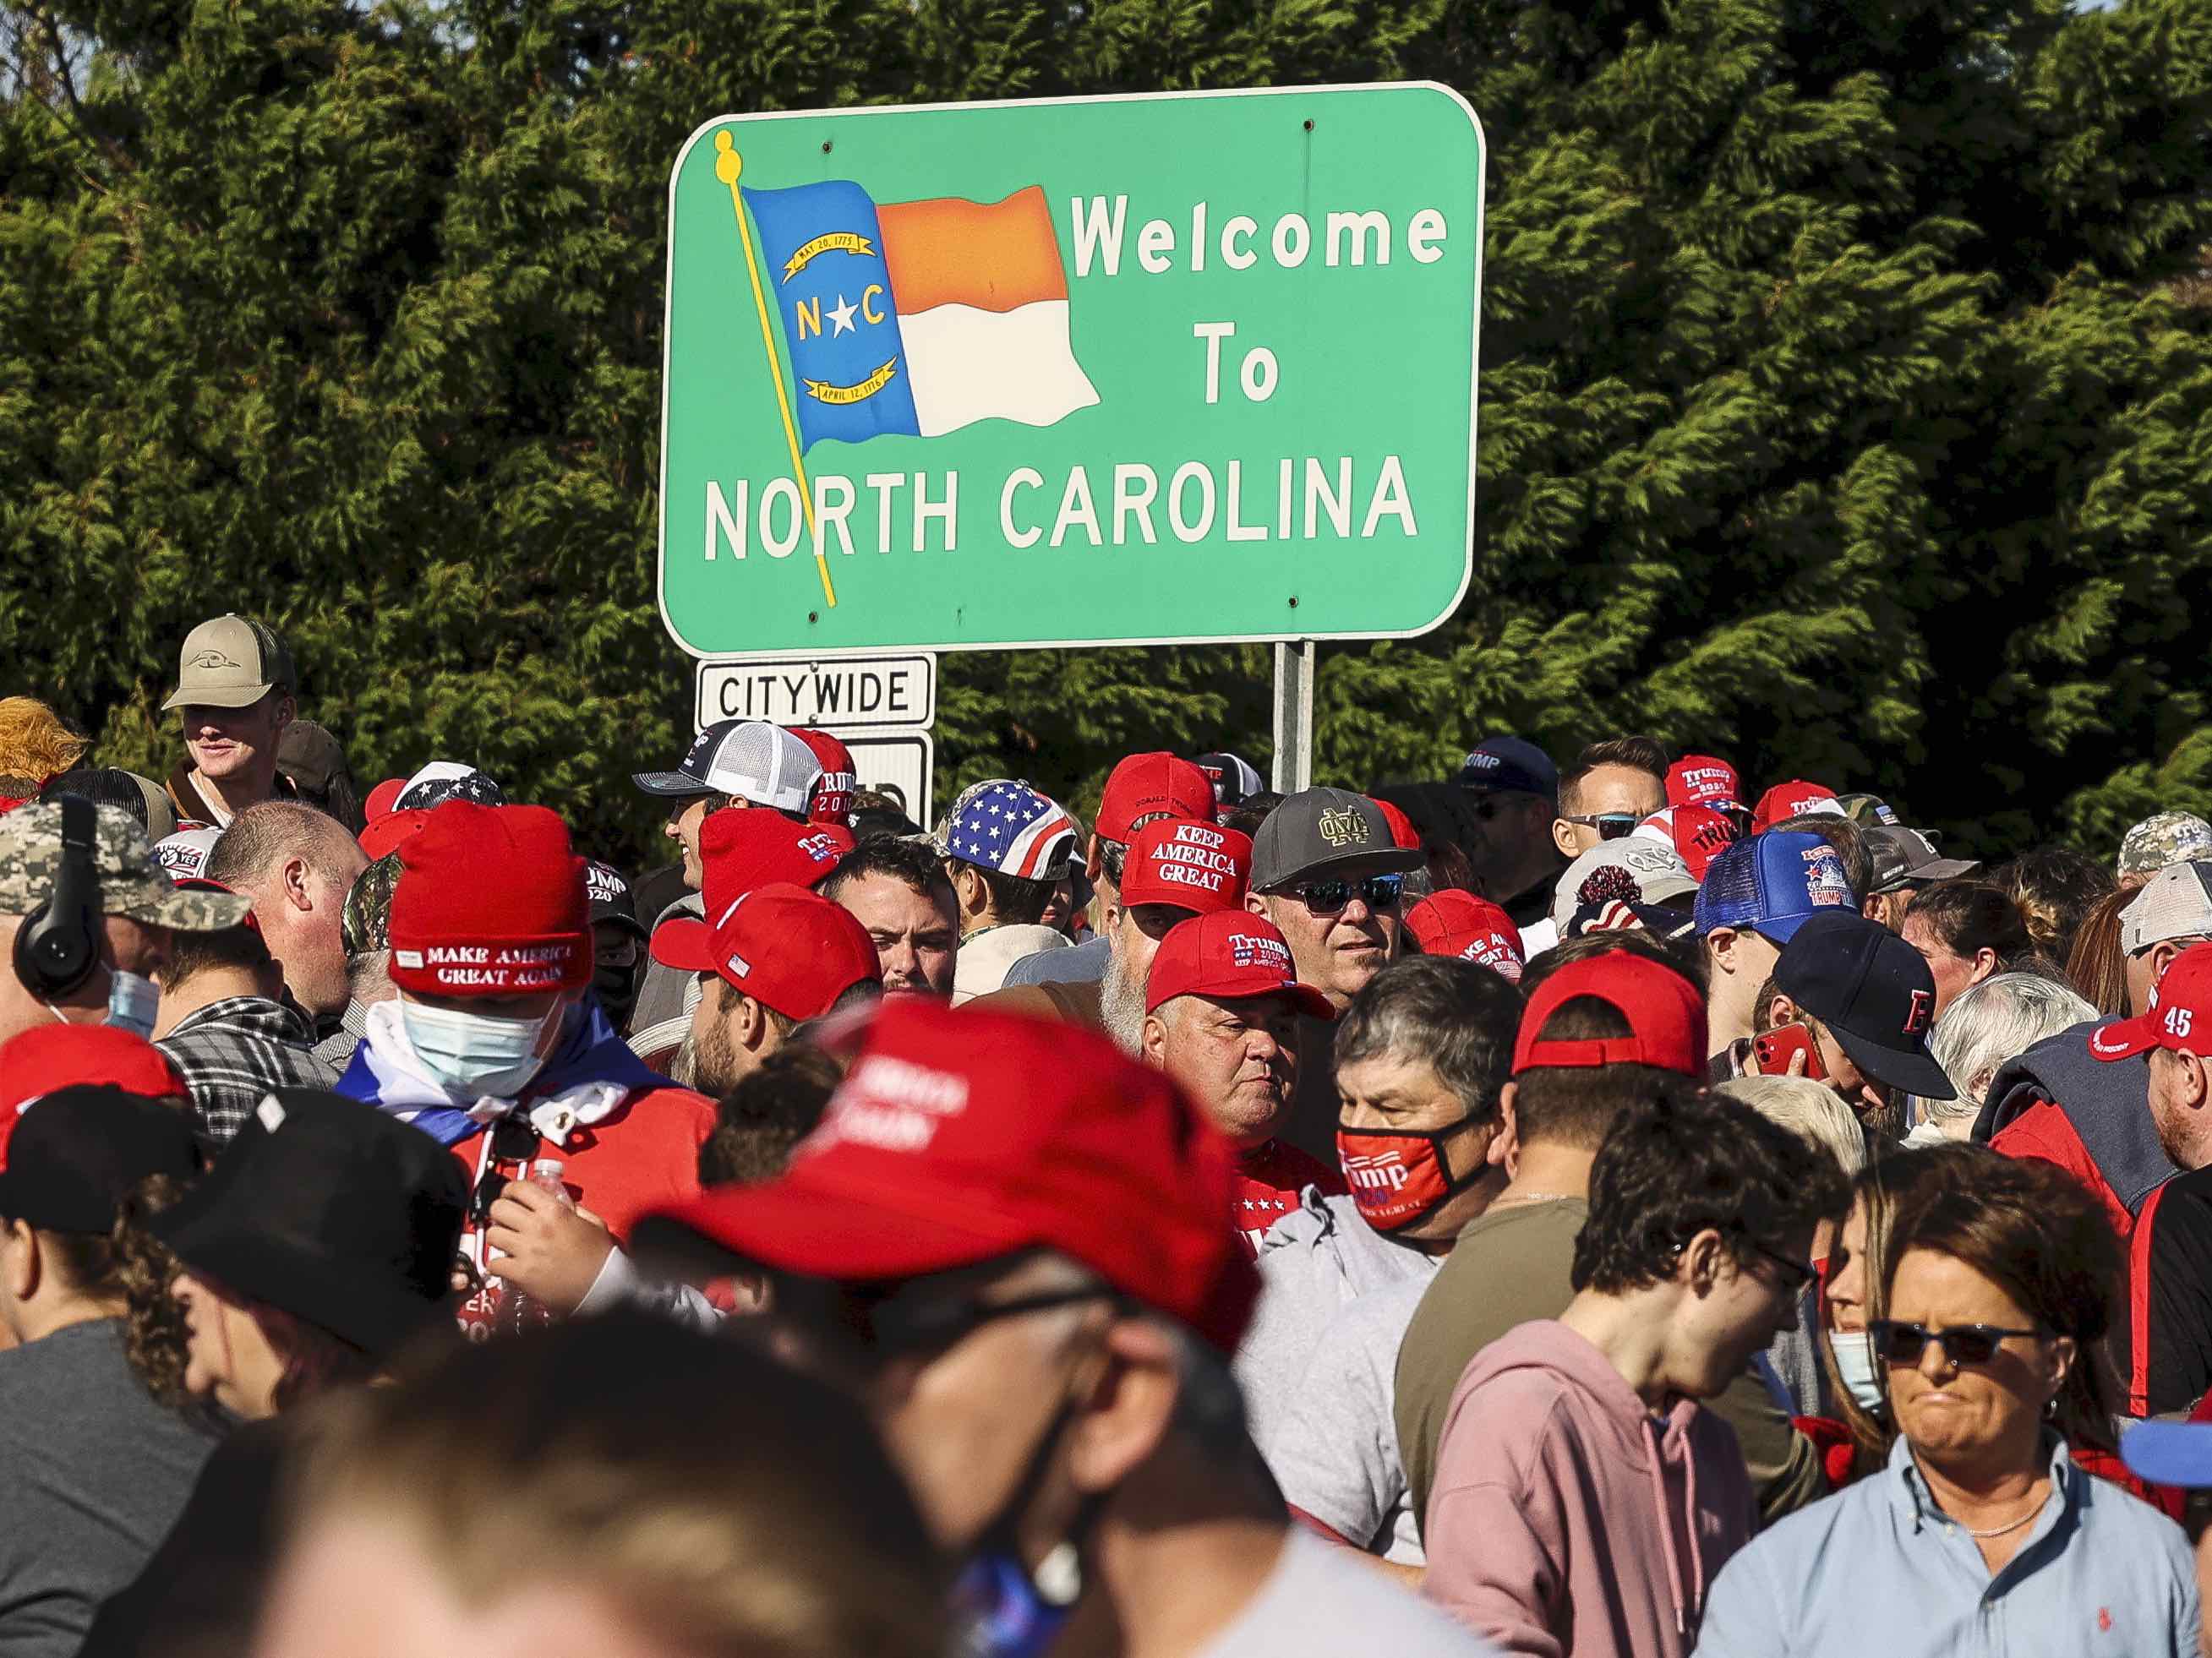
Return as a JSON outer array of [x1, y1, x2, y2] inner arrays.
[[448, 1083, 717, 1338], [1232, 1138, 1346, 1257]]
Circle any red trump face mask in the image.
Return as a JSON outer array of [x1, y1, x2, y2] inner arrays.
[[1335, 1119, 1484, 1233]]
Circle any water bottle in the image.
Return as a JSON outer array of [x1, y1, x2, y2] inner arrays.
[[495, 1159, 571, 1335]]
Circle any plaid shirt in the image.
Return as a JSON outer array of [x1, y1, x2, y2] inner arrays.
[[156, 995, 340, 1146]]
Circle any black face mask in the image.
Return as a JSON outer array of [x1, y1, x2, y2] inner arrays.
[[593, 962, 639, 1025]]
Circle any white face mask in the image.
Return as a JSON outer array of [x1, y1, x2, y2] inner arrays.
[[398, 1001, 557, 1100], [50, 969, 162, 1040], [1827, 1328, 1884, 1414]]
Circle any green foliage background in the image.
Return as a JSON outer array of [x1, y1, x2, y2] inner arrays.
[[0, 0, 2207, 864]]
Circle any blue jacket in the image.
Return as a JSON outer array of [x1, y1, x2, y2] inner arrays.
[[1695, 1436, 2198, 1658]]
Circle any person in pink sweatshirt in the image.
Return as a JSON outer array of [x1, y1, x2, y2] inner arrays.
[[1423, 1088, 1848, 1658]]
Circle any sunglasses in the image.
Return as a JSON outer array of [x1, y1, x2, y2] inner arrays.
[[1745, 1239, 1817, 1296], [776, 1277, 1117, 1373], [1562, 812, 1641, 841], [1867, 1319, 2044, 1367], [1287, 874, 1404, 913], [469, 1115, 543, 1226]]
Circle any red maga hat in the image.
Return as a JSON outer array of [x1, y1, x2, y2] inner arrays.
[[1144, 911, 1334, 1020], [359, 807, 429, 861], [653, 882, 880, 1023], [1512, 950, 1706, 1077], [1373, 796, 1423, 854], [1098, 752, 1217, 846], [0, 1026, 189, 1170], [1635, 804, 1741, 882], [634, 998, 1259, 1352], [792, 728, 858, 826], [1666, 755, 1741, 812], [1752, 780, 1843, 834], [1118, 817, 1251, 915], [1404, 891, 1526, 983], [387, 804, 590, 997], [649, 810, 855, 975]]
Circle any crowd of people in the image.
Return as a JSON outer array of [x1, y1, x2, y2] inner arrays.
[[8, 614, 2212, 1655]]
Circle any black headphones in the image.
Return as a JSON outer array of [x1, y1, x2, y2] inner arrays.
[[13, 794, 101, 999]]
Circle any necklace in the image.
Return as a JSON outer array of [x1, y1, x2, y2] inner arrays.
[[1490, 1191, 1576, 1210], [1961, 1504, 2042, 1541]]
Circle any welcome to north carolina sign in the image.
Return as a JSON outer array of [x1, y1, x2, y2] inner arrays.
[[657, 83, 1484, 657]]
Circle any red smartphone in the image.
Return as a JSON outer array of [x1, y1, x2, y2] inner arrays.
[[1752, 1023, 1827, 1081]]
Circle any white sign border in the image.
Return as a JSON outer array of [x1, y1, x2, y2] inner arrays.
[[693, 652, 938, 731]]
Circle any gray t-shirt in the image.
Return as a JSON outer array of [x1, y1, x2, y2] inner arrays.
[[1192, 1529, 1498, 1657], [0, 1318, 222, 1657], [1002, 930, 1111, 986]]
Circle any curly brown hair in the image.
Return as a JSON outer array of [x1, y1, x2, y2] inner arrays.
[[40, 1174, 198, 1411]]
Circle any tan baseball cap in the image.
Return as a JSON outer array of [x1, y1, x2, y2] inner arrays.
[[161, 614, 295, 712]]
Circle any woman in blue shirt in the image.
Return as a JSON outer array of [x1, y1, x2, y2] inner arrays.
[[1698, 1147, 2198, 1657]]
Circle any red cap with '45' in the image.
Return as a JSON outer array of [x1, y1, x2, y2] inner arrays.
[[2092, 941, 2212, 1061]]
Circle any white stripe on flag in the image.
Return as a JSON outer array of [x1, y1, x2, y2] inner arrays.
[[1005, 808, 1076, 880], [899, 300, 1100, 439]]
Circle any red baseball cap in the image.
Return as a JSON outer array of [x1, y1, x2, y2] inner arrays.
[[359, 807, 429, 861], [1144, 912, 1334, 1020], [650, 811, 855, 974], [364, 777, 407, 820], [1753, 780, 1843, 834], [388, 804, 590, 997], [1404, 891, 1526, 983], [1373, 797, 1423, 853], [1634, 804, 1741, 881], [792, 729, 858, 826], [2092, 941, 2212, 1062], [1098, 752, 1216, 845], [634, 998, 1259, 1351], [0, 1026, 189, 1170], [1666, 755, 1741, 812], [1118, 817, 1251, 915], [652, 882, 880, 1022], [1511, 951, 1706, 1077]]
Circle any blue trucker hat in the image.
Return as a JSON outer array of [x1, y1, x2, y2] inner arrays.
[[1693, 830, 1859, 943], [1455, 736, 1558, 799], [2121, 1421, 2212, 1490]]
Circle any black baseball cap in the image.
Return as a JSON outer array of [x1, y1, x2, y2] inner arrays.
[[585, 859, 647, 941], [1455, 735, 1559, 799], [1250, 788, 1423, 892], [1774, 911, 1956, 1099], [0, 1085, 199, 1234]]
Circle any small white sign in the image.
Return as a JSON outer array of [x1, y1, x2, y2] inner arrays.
[[840, 729, 934, 828], [696, 653, 936, 731]]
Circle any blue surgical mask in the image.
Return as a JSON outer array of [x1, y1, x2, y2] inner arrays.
[[398, 1001, 555, 1099], [1828, 1328, 1884, 1413], [104, 970, 161, 1040]]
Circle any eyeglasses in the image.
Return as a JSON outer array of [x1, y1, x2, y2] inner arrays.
[[1562, 812, 1641, 841], [1745, 1239, 1817, 1296], [1867, 1319, 2045, 1367], [774, 1276, 1118, 1373], [1286, 874, 1404, 913]]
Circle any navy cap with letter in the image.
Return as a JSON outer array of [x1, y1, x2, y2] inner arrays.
[[1773, 910, 1954, 1099]]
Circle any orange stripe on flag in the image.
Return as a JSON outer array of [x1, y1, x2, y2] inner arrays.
[[878, 186, 1068, 316]]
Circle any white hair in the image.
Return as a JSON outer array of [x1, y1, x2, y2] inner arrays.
[[1925, 971, 2098, 1126], [1712, 1077, 1867, 1177]]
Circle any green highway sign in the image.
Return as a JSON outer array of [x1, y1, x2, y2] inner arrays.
[[657, 83, 1484, 657]]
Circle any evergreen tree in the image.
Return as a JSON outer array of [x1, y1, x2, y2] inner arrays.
[[0, 0, 2204, 860]]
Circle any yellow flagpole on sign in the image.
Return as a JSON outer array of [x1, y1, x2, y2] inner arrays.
[[715, 130, 836, 610]]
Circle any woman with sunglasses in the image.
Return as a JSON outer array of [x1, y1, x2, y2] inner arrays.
[[1699, 1148, 2198, 1656]]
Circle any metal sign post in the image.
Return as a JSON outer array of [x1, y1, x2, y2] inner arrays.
[[1270, 640, 1314, 795]]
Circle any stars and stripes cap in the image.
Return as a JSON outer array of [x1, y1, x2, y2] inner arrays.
[[942, 779, 1078, 881], [632, 720, 822, 815], [633, 997, 1259, 1354]]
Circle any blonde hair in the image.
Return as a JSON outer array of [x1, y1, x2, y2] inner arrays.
[[1713, 1075, 1867, 1177], [0, 697, 87, 788]]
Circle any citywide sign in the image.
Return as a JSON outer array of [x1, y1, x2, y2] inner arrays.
[[657, 83, 1483, 657]]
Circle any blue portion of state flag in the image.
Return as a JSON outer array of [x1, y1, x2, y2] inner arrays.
[[742, 180, 921, 451]]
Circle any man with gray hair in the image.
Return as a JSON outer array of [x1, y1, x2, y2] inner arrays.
[[0, 799, 250, 1048], [636, 999, 1492, 1658], [1235, 953, 1524, 1586], [202, 799, 368, 1034]]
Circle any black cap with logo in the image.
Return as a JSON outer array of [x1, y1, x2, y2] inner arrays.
[[1250, 788, 1423, 892], [1774, 910, 1955, 1099], [0, 1085, 200, 1234]]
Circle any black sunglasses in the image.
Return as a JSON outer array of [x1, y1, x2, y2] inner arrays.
[[1562, 812, 1641, 841], [469, 1116, 543, 1226], [1287, 874, 1404, 913], [1745, 1239, 1817, 1296], [775, 1278, 1118, 1372], [1868, 1319, 2044, 1367]]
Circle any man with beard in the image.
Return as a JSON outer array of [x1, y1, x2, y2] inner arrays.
[[975, 815, 1248, 1054], [822, 837, 959, 997], [654, 883, 882, 1097], [1139, 910, 1343, 1256], [1247, 788, 1422, 1157], [1760, 908, 1954, 1145]]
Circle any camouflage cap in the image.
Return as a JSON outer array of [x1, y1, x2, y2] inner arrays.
[[0, 801, 251, 930], [342, 848, 403, 960], [2118, 812, 2212, 881]]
